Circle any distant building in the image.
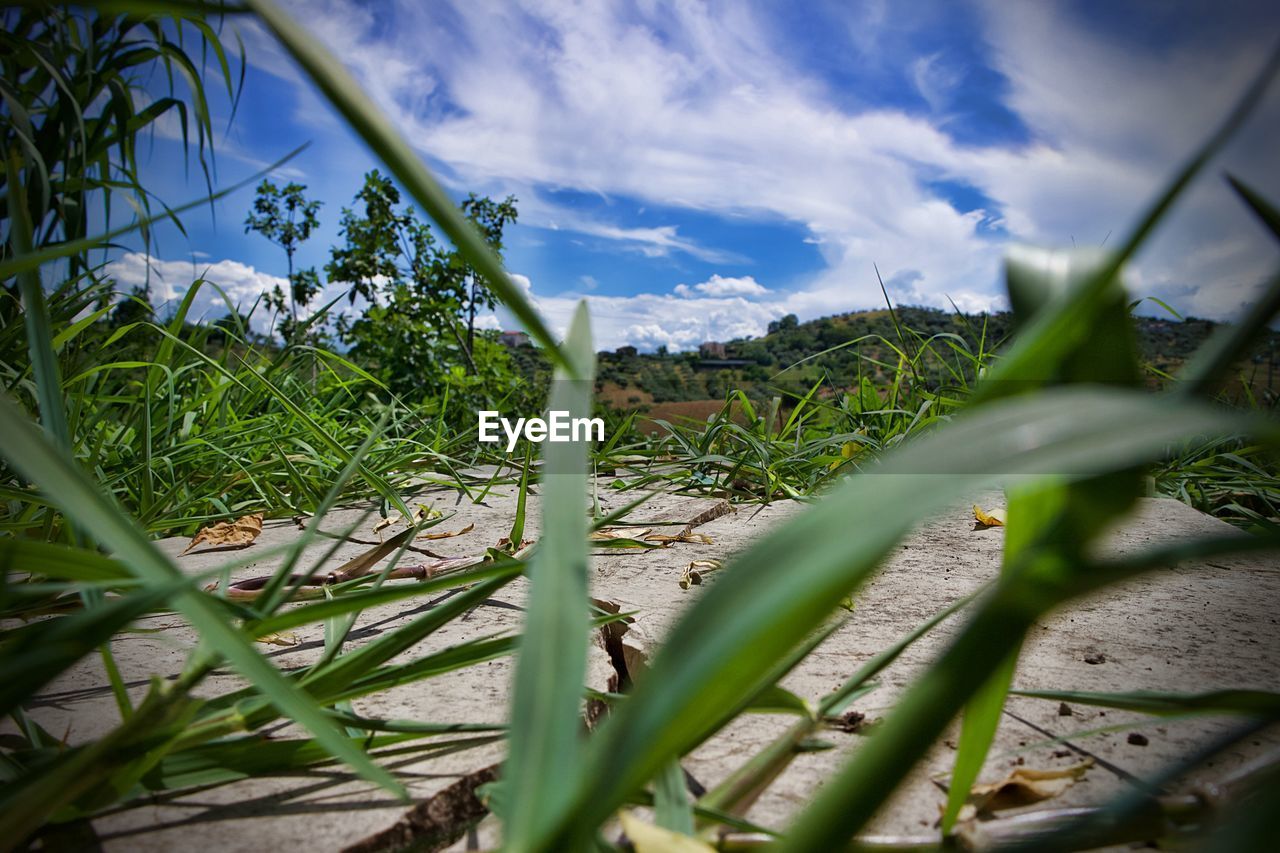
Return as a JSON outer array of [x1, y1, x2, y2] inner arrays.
[[699, 341, 727, 359], [615, 345, 638, 357], [499, 330, 531, 348]]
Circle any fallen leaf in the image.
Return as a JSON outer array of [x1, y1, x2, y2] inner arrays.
[[646, 532, 714, 545], [965, 758, 1094, 813], [590, 527, 651, 541], [182, 513, 263, 555], [972, 504, 1006, 528], [344, 764, 499, 853], [680, 500, 733, 533], [679, 559, 723, 589], [372, 512, 402, 535], [418, 522, 475, 541], [257, 632, 299, 647], [618, 811, 714, 853]]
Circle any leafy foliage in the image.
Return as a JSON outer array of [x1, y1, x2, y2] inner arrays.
[[244, 179, 323, 341], [328, 171, 523, 406]]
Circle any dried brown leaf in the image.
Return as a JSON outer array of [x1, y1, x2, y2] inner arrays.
[[372, 512, 402, 535], [590, 527, 651, 541], [966, 758, 1093, 813], [679, 559, 723, 589], [646, 531, 714, 545], [181, 513, 263, 555], [418, 522, 475, 541]]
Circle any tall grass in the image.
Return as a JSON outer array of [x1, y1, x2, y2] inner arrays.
[[2, 2, 1280, 851]]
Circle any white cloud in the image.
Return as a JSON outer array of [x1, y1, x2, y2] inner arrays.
[[964, 1, 1280, 317], [674, 274, 769, 298], [499, 272, 995, 353], [565, 221, 741, 263], [269, 0, 1007, 321], [253, 0, 1278, 341], [105, 252, 348, 338]]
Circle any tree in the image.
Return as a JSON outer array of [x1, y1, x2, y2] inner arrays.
[[244, 180, 322, 343], [2, 5, 237, 317], [458, 193, 518, 357], [325, 171, 520, 401]]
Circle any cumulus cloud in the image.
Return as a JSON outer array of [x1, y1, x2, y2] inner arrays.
[[107, 252, 283, 320], [220, 0, 1280, 350], [674, 274, 769, 299], [105, 252, 353, 338], [497, 272, 986, 353]]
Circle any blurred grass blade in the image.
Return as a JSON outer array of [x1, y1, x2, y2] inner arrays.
[[0, 538, 132, 582], [1227, 173, 1280, 242], [545, 387, 1269, 847], [244, 0, 570, 371], [0, 579, 186, 716], [0, 145, 307, 282], [7, 152, 70, 451], [974, 47, 1280, 403], [502, 301, 594, 850], [1010, 688, 1280, 718], [941, 648, 1018, 833], [1172, 174, 1280, 394], [655, 759, 695, 835], [0, 392, 405, 799]]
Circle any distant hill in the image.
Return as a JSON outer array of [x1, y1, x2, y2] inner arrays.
[[590, 306, 1280, 407]]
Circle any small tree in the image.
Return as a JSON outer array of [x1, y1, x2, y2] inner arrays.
[[244, 180, 322, 343], [326, 171, 520, 401], [459, 193, 518, 357]]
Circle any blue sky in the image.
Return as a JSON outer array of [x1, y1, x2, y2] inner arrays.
[[113, 0, 1280, 351]]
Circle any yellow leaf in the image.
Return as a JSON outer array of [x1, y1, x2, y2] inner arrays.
[[414, 503, 442, 521], [181, 513, 263, 555], [972, 504, 1006, 528], [618, 812, 715, 853], [257, 632, 300, 647], [372, 512, 402, 534]]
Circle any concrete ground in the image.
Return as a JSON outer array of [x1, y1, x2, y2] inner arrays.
[[19, 479, 1280, 850]]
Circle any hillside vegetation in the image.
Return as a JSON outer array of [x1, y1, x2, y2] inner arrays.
[[591, 306, 1280, 405]]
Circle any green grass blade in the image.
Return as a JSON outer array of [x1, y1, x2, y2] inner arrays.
[[502, 301, 594, 850], [0, 392, 405, 799], [0, 144, 306, 282], [1179, 266, 1280, 397], [6, 153, 71, 452], [0, 538, 132, 582]]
